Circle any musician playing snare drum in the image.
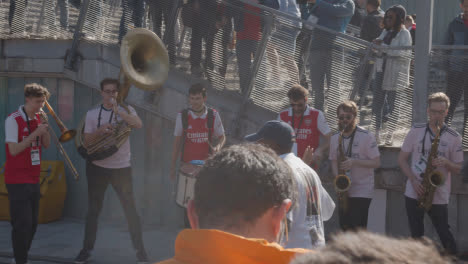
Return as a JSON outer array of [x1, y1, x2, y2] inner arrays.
[[170, 83, 225, 225]]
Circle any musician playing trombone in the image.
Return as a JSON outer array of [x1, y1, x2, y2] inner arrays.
[[74, 78, 149, 264], [329, 100, 380, 231], [4, 83, 51, 264], [398, 92, 463, 255]]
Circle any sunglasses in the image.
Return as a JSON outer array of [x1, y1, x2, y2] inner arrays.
[[290, 103, 305, 107], [338, 115, 353, 121]]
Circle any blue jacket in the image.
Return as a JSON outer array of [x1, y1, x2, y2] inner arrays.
[[311, 0, 355, 33]]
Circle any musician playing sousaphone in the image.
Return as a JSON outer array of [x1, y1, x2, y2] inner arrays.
[[329, 100, 380, 231], [74, 78, 149, 264], [398, 92, 463, 255], [170, 83, 226, 226]]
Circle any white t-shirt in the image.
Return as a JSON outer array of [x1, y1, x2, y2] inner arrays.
[[281, 153, 335, 249], [84, 105, 138, 169], [173, 108, 224, 137], [329, 126, 380, 198], [5, 105, 39, 143], [401, 123, 463, 204]]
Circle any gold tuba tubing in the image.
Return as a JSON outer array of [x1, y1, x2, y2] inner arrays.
[[75, 28, 169, 161]]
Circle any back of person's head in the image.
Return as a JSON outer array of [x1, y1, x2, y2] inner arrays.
[[366, 0, 381, 9], [287, 84, 309, 101], [290, 231, 452, 264], [189, 83, 206, 97], [191, 144, 296, 237]]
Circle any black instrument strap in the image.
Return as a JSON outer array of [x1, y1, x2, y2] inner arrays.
[[341, 127, 357, 158], [23, 107, 39, 147], [421, 123, 446, 156], [97, 104, 114, 128], [291, 108, 306, 132]]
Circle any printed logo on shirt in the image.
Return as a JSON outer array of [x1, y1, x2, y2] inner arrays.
[[23, 127, 29, 132], [304, 118, 312, 126], [188, 125, 192, 129], [186, 132, 209, 143], [296, 128, 312, 140]]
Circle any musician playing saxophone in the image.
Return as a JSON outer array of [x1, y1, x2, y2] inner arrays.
[[329, 100, 380, 231], [398, 92, 463, 255], [74, 78, 148, 264]]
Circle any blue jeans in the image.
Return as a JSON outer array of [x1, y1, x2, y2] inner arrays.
[[118, 0, 146, 42]]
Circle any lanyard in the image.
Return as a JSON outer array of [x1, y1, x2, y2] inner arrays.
[[23, 107, 40, 147], [291, 108, 306, 132], [341, 127, 357, 158], [421, 123, 445, 156], [97, 105, 114, 128]]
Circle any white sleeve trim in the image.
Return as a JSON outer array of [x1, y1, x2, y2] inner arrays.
[[5, 116, 18, 143], [213, 111, 225, 137], [317, 111, 331, 135], [174, 113, 183, 137]]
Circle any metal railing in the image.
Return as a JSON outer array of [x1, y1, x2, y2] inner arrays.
[[1, 0, 467, 148]]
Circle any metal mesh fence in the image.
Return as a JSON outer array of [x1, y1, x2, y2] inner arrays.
[[430, 46, 468, 148], [0, 0, 467, 148]]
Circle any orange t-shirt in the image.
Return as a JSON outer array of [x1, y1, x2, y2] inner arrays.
[[156, 229, 311, 264]]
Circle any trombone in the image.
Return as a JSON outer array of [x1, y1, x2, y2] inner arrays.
[[38, 100, 79, 180]]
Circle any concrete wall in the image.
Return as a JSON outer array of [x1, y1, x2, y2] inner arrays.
[[1, 39, 468, 252]]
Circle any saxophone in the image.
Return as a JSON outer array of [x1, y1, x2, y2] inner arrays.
[[418, 123, 445, 211], [335, 130, 352, 213]]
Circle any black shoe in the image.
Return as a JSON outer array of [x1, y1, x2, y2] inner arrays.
[[136, 250, 149, 264], [74, 249, 91, 264]]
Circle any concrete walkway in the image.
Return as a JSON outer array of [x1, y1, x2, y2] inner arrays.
[[0, 219, 178, 264]]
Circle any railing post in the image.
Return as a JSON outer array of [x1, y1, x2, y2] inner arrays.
[[413, 0, 434, 124], [64, 0, 91, 71]]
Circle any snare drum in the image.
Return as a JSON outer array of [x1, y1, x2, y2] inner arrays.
[[176, 162, 202, 208]]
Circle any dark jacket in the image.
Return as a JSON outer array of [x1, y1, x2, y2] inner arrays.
[[446, 14, 468, 72], [359, 8, 384, 42]]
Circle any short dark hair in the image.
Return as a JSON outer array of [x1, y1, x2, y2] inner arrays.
[[189, 83, 206, 97], [291, 231, 452, 264], [367, 0, 381, 8], [337, 100, 358, 117], [24, 83, 50, 99], [100, 78, 120, 91], [287, 84, 309, 101], [194, 143, 296, 229]]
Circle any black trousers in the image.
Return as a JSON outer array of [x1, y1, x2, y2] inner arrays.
[[147, 0, 176, 65], [6, 183, 40, 264], [81, 162, 146, 254], [339, 197, 372, 231], [405, 197, 457, 255]]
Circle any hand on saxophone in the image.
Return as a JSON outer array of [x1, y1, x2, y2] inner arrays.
[[410, 176, 424, 197], [340, 159, 354, 171], [432, 157, 447, 168]]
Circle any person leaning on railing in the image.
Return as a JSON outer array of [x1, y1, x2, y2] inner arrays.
[[371, 4, 411, 146]]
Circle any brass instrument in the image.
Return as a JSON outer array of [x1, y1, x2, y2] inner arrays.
[[418, 123, 445, 211], [39, 101, 79, 180], [334, 130, 351, 212], [75, 28, 169, 161]]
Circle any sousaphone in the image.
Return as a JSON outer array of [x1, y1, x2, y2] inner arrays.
[[75, 28, 169, 161]]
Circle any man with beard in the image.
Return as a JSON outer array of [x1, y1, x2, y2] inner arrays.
[[278, 85, 331, 168], [329, 100, 380, 231]]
